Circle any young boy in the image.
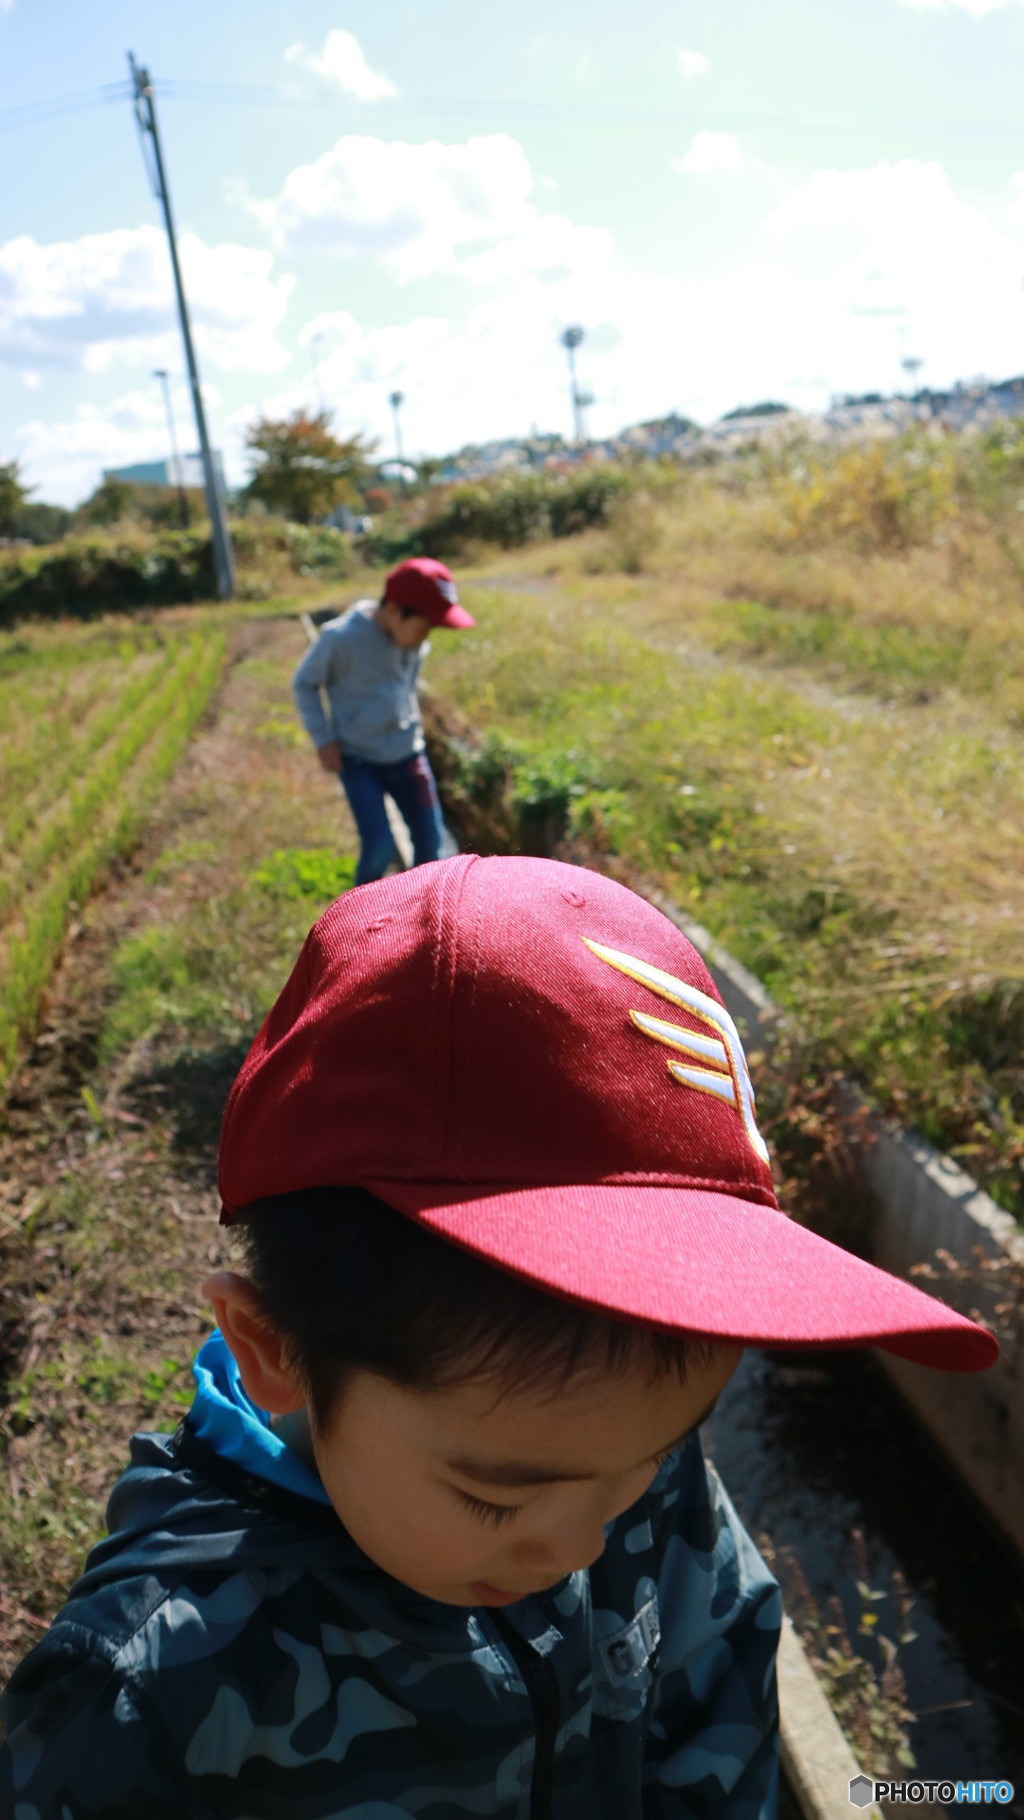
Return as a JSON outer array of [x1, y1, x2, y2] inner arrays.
[[293, 556, 474, 886], [0, 856, 996, 1820]]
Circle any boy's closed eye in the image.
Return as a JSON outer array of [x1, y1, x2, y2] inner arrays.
[[445, 1398, 722, 1527], [452, 1445, 683, 1529]]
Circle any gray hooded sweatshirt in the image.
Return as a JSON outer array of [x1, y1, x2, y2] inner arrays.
[[293, 602, 429, 764]]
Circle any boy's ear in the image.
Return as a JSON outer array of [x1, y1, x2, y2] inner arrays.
[[204, 1271, 307, 1416]]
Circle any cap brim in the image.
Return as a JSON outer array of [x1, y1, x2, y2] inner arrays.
[[368, 1179, 998, 1372], [434, 603, 475, 628]]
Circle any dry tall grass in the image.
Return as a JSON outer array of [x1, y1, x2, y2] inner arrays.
[[429, 435, 1024, 1211]]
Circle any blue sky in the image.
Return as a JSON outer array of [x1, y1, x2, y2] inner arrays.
[[5, 0, 1024, 503]]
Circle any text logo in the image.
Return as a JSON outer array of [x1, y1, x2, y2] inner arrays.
[[851, 1778, 1015, 1807]]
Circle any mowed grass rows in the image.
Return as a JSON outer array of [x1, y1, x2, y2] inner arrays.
[[0, 620, 228, 1085]]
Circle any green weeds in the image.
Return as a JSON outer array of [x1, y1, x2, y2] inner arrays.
[[251, 846, 357, 902], [712, 599, 1000, 698]]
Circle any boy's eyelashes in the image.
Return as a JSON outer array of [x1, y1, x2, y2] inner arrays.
[[454, 1488, 523, 1528], [451, 1446, 681, 1528]]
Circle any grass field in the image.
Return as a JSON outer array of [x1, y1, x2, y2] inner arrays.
[[1, 445, 1021, 1764], [0, 603, 359, 1676], [424, 469, 1024, 1219]]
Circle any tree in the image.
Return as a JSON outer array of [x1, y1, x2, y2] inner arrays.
[[0, 459, 30, 536], [720, 401, 792, 422], [245, 409, 376, 524], [76, 477, 140, 527], [413, 455, 446, 492], [17, 501, 71, 545]]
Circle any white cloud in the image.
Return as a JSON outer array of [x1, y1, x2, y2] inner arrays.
[[245, 131, 611, 283], [901, 0, 1021, 12], [673, 131, 744, 175], [676, 47, 710, 79], [285, 30, 396, 100], [760, 159, 1005, 287], [0, 225, 294, 376]]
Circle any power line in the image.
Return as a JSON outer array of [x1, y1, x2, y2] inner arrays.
[[3, 73, 1024, 145], [152, 77, 1024, 144], [0, 81, 129, 132]]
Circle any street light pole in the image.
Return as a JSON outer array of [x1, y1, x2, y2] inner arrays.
[[129, 52, 235, 599], [153, 368, 190, 529], [309, 332, 326, 415]]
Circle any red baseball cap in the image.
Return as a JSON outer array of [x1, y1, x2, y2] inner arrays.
[[219, 855, 997, 1373], [384, 557, 475, 628]]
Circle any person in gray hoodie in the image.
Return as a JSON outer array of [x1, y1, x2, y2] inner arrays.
[[293, 556, 475, 885]]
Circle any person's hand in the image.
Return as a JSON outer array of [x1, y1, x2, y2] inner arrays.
[[317, 740, 343, 774]]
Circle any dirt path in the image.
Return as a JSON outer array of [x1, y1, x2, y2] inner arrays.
[[0, 609, 356, 1677]]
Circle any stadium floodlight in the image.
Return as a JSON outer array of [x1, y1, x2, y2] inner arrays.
[[560, 326, 587, 443], [900, 355, 924, 397], [389, 390, 406, 467]]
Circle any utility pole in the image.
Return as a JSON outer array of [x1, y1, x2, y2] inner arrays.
[[560, 325, 586, 444], [153, 367, 190, 528], [129, 53, 235, 599], [308, 331, 326, 415]]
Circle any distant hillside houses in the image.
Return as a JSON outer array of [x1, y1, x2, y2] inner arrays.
[[436, 376, 1024, 481]]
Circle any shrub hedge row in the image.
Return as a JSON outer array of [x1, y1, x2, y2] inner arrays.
[[0, 521, 355, 625], [362, 466, 637, 564]]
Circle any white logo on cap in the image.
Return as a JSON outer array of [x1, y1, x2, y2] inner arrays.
[[582, 938, 769, 1164], [436, 578, 458, 603]]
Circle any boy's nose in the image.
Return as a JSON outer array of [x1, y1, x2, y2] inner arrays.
[[509, 1514, 608, 1580]]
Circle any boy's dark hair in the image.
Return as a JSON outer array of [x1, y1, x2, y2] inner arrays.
[[380, 597, 420, 620], [236, 1186, 712, 1429]]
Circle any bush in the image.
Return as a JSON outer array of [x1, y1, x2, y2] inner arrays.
[[0, 531, 217, 623], [414, 465, 635, 558], [284, 523, 356, 577], [775, 437, 958, 552], [0, 519, 357, 624]]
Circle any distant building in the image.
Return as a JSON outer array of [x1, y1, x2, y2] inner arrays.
[[102, 452, 225, 491]]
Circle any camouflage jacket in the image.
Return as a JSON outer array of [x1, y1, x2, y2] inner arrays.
[[0, 1354, 781, 1820]]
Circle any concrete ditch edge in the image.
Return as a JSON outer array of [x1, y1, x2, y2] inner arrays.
[[778, 1619, 881, 1820], [651, 887, 1024, 1561]]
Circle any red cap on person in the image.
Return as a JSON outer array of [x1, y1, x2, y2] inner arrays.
[[384, 557, 475, 628], [218, 855, 998, 1374]]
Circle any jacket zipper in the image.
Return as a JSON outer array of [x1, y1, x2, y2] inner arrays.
[[492, 1609, 559, 1820]]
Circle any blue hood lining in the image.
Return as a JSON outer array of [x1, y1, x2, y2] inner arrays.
[[189, 1330, 331, 1506]]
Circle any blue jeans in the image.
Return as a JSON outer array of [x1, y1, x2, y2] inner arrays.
[[340, 751, 444, 886]]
